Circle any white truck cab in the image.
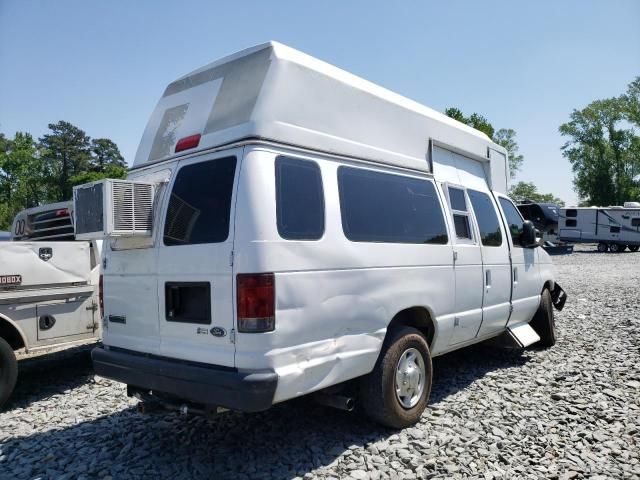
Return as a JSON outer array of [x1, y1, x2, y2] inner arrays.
[[77, 42, 566, 427]]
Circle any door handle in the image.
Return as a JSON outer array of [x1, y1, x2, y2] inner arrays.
[[513, 267, 518, 283], [485, 270, 491, 288]]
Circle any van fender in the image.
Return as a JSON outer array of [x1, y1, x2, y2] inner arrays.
[[0, 312, 28, 352]]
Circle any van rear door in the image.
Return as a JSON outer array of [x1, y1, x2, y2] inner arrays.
[[155, 150, 241, 367]]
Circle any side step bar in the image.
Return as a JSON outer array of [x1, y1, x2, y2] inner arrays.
[[506, 323, 540, 348]]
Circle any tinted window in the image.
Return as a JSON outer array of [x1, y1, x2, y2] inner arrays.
[[565, 219, 577, 227], [453, 215, 471, 239], [338, 167, 448, 244], [566, 209, 577, 217], [499, 197, 525, 245], [164, 156, 236, 245], [275, 157, 325, 240], [468, 190, 502, 247], [449, 187, 467, 211], [633, 218, 640, 227], [610, 225, 620, 233]]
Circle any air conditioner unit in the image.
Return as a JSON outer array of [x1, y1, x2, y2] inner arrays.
[[73, 179, 156, 240]]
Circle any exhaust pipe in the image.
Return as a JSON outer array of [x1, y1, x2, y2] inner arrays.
[[314, 393, 355, 412]]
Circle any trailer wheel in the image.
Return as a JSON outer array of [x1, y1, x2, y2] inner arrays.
[[0, 337, 18, 410], [359, 326, 432, 428], [629, 245, 639, 252], [597, 242, 609, 253], [530, 289, 556, 348], [609, 243, 623, 253]]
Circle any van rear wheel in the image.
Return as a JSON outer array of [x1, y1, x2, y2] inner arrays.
[[360, 326, 432, 428], [530, 289, 556, 348], [0, 337, 18, 410], [629, 245, 639, 252]]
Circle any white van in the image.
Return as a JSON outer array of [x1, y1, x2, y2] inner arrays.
[[76, 42, 566, 428]]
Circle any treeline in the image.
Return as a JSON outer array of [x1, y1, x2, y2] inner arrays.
[[560, 76, 640, 206], [0, 121, 127, 230]]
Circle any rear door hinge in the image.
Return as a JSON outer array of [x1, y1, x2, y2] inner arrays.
[[229, 250, 234, 267], [453, 250, 458, 263], [229, 328, 236, 344]]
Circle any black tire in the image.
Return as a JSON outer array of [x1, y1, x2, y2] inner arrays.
[[629, 245, 639, 252], [360, 326, 432, 428], [0, 337, 18, 409], [530, 289, 556, 348], [609, 243, 623, 253], [597, 242, 609, 253]]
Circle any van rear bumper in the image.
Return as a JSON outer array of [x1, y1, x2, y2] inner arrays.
[[92, 346, 278, 412]]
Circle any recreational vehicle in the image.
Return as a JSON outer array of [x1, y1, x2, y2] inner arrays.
[[559, 203, 640, 253], [74, 42, 566, 428], [0, 203, 101, 408]]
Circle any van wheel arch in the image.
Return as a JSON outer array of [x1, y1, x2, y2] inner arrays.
[[385, 307, 435, 348], [0, 316, 27, 351], [541, 280, 554, 296]]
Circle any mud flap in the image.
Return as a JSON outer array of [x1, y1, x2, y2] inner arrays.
[[551, 283, 567, 311]]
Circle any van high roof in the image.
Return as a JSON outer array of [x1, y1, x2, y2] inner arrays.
[[134, 41, 506, 189]]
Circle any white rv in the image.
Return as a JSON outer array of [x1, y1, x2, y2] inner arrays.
[[0, 203, 101, 408], [74, 42, 566, 428], [559, 203, 640, 253]]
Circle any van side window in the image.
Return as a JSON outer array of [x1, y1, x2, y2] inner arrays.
[[566, 209, 577, 217], [448, 187, 472, 240], [468, 190, 503, 246], [499, 197, 525, 245], [164, 156, 237, 245], [338, 167, 448, 244], [275, 156, 325, 240]]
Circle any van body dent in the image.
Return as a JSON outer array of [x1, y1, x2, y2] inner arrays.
[[85, 42, 566, 427]]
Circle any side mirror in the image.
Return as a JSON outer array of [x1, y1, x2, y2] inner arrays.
[[520, 220, 539, 248]]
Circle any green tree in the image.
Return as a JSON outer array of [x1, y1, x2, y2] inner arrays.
[[494, 129, 523, 178], [91, 138, 126, 171], [509, 181, 565, 206], [0, 132, 49, 229], [69, 164, 127, 187], [559, 95, 639, 206], [39, 121, 92, 201]]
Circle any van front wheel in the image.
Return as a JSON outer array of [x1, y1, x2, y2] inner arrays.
[[0, 337, 18, 410], [360, 326, 432, 428]]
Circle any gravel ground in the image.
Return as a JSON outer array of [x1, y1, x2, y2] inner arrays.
[[1, 245, 639, 480]]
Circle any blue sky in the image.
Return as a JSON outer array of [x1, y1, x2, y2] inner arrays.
[[1, 1, 639, 205]]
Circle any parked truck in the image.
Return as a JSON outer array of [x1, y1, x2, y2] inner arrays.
[[558, 202, 640, 253], [0, 202, 101, 408], [74, 42, 566, 428]]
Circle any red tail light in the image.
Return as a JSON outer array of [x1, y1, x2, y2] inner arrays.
[[237, 273, 275, 333], [99, 274, 104, 318], [55, 208, 69, 217], [175, 134, 201, 153]]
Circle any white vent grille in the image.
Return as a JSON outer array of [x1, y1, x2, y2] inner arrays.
[[111, 181, 154, 234]]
